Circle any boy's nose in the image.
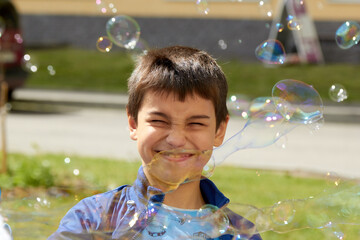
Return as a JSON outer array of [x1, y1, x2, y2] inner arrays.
[[166, 128, 186, 148]]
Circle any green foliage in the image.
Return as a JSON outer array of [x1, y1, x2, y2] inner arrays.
[[0, 154, 54, 188]]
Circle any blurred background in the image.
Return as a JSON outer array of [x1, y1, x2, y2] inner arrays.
[[1, 0, 360, 239]]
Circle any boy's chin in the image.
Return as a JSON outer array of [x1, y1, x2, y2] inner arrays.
[[143, 149, 213, 193]]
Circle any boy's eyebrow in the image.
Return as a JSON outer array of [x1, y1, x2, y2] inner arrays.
[[148, 111, 170, 119], [188, 115, 210, 120], [148, 111, 210, 120]]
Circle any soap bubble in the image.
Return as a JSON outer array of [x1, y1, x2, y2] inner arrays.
[[288, 18, 302, 31], [128, 38, 149, 62], [143, 149, 213, 193], [47, 65, 56, 76], [96, 36, 113, 52], [227, 94, 251, 119], [325, 172, 342, 188], [106, 15, 141, 49], [270, 200, 296, 226], [276, 23, 284, 32], [329, 84, 348, 102], [212, 79, 323, 166], [272, 79, 324, 124], [196, 204, 230, 237], [21, 53, 39, 73], [196, 0, 210, 15], [218, 39, 228, 50], [335, 21, 360, 49], [255, 39, 286, 64]]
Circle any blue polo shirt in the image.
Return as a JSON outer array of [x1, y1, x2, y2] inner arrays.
[[49, 166, 262, 240]]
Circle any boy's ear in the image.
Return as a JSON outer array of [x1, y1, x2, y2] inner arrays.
[[214, 115, 229, 147], [127, 108, 138, 141]]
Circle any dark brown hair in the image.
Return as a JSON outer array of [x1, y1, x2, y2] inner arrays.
[[127, 46, 228, 129]]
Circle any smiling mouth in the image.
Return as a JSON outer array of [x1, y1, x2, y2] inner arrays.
[[154, 149, 196, 162]]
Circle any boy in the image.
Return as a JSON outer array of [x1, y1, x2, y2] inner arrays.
[[49, 46, 262, 239]]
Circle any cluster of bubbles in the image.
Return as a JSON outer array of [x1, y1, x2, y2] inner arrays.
[[20, 53, 57, 77], [95, 0, 118, 14], [328, 20, 360, 102], [0, 78, 331, 239]]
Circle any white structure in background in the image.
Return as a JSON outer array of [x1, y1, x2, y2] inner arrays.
[[269, 0, 324, 64]]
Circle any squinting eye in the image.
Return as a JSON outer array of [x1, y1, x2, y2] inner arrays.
[[190, 122, 205, 126]]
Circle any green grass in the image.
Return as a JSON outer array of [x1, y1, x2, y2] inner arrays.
[[24, 47, 360, 103], [1, 153, 358, 239]]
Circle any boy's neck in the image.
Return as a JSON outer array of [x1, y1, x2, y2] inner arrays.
[[162, 180, 205, 209]]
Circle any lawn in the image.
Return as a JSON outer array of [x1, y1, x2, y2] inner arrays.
[[1, 153, 358, 239], [24, 47, 360, 103]]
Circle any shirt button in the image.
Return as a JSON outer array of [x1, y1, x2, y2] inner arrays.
[[127, 200, 135, 206]]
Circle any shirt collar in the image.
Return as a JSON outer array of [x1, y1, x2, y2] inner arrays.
[[130, 166, 229, 209]]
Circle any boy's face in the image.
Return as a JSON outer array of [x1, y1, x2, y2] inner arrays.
[[127, 90, 228, 167]]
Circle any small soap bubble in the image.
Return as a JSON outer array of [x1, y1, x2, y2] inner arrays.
[[227, 94, 250, 119], [128, 38, 150, 62], [270, 200, 296, 225], [255, 39, 286, 64], [106, 15, 141, 49], [64, 157, 71, 164], [238, 39, 243, 44], [73, 169, 80, 176], [14, 33, 23, 44], [329, 84, 348, 102], [325, 172, 342, 188], [96, 36, 113, 52], [288, 19, 302, 31], [218, 39, 227, 50], [47, 65, 56, 76], [196, 0, 210, 15], [21, 54, 38, 73], [276, 23, 284, 32], [335, 21, 360, 49]]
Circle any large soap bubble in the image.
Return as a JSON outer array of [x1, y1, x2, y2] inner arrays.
[[272, 79, 324, 124], [335, 21, 360, 49], [106, 15, 141, 49], [212, 79, 323, 166], [143, 149, 213, 193]]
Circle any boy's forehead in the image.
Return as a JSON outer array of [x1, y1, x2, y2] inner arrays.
[[141, 90, 216, 113], [143, 89, 204, 104]]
